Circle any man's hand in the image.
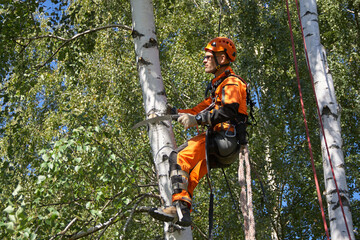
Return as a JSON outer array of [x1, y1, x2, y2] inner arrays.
[[178, 113, 197, 129]]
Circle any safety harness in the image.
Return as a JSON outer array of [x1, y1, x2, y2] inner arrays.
[[205, 69, 256, 125], [204, 70, 256, 239], [167, 70, 256, 238]]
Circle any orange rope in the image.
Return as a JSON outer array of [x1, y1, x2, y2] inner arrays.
[[285, 1, 330, 239], [293, 0, 352, 238]]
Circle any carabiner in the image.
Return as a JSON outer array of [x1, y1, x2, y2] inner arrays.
[[225, 124, 236, 137]]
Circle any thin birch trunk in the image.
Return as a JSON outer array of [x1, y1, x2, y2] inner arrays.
[[244, 145, 256, 239], [130, 0, 192, 239], [239, 147, 249, 239], [238, 145, 256, 239], [299, 0, 355, 239]]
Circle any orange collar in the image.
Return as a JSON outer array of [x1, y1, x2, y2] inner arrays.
[[211, 66, 235, 84]]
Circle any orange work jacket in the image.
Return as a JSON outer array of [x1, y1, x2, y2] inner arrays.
[[179, 66, 248, 132]]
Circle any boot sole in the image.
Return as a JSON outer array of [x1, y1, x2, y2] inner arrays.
[[149, 208, 175, 222], [149, 208, 191, 227], [177, 220, 191, 227]]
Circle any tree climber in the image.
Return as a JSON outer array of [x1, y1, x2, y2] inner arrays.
[[149, 37, 249, 227]]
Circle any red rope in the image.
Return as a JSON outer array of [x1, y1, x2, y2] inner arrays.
[[285, 1, 330, 239], [293, 0, 352, 239]]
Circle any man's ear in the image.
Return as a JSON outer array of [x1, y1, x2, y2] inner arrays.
[[220, 53, 230, 64]]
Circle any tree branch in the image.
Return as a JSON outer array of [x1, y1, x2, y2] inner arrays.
[[68, 208, 125, 240], [17, 24, 132, 42], [119, 195, 147, 240], [49, 217, 77, 240], [191, 222, 208, 239], [67, 193, 159, 240], [100, 190, 125, 212], [32, 24, 132, 69], [95, 224, 110, 240]]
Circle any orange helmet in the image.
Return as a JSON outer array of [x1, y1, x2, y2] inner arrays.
[[204, 37, 236, 62]]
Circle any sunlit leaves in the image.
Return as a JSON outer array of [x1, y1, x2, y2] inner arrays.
[[0, 0, 358, 239]]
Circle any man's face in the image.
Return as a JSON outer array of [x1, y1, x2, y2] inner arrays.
[[203, 51, 218, 74]]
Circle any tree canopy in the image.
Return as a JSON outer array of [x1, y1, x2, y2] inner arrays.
[[0, 0, 358, 239]]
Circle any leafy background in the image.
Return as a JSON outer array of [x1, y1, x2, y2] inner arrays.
[[0, 0, 358, 239]]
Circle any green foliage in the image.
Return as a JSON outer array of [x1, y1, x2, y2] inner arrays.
[[0, 0, 358, 239]]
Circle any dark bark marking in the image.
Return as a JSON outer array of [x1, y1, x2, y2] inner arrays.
[[131, 29, 144, 39], [304, 11, 318, 17], [329, 144, 341, 150], [138, 57, 152, 66], [329, 188, 348, 195], [336, 163, 345, 169], [157, 90, 166, 96], [147, 108, 163, 117], [332, 195, 350, 210], [322, 105, 338, 119], [143, 38, 158, 48], [162, 154, 169, 161]]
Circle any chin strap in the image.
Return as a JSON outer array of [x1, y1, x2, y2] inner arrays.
[[211, 51, 230, 74]]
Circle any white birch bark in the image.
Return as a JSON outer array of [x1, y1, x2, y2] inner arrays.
[[130, 0, 192, 239], [238, 145, 256, 240], [239, 146, 249, 238], [299, 0, 355, 239], [245, 145, 256, 239]]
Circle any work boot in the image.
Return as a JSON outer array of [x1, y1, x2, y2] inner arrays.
[[149, 200, 191, 227]]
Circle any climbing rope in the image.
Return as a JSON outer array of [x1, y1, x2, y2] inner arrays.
[[293, 0, 353, 239], [217, 0, 223, 36], [285, 1, 330, 239], [286, 0, 352, 239]]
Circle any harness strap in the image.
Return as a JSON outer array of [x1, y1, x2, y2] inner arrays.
[[205, 71, 256, 126], [203, 72, 255, 239], [208, 191, 214, 240], [171, 169, 189, 194], [205, 128, 214, 240], [227, 74, 256, 125], [204, 72, 228, 99], [172, 182, 188, 192], [170, 169, 189, 179]]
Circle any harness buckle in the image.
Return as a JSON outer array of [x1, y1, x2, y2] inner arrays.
[[225, 124, 236, 137]]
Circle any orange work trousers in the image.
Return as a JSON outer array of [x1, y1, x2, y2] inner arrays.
[[172, 133, 208, 206]]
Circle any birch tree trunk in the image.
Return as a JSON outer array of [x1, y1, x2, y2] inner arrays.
[[299, 1, 355, 239], [238, 145, 256, 239], [130, 0, 192, 239]]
